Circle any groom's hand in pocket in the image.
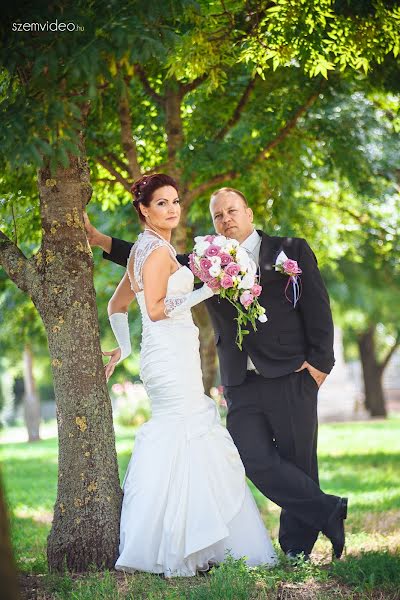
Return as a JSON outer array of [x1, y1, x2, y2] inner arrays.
[[295, 361, 327, 388]]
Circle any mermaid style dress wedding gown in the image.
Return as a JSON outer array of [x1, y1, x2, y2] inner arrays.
[[114, 230, 277, 577]]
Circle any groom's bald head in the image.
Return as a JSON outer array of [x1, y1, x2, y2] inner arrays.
[[209, 188, 254, 243], [210, 187, 248, 208]]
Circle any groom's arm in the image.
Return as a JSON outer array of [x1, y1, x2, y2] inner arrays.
[[103, 237, 134, 268], [176, 253, 189, 267], [296, 239, 335, 374]]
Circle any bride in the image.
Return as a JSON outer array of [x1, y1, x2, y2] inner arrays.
[[105, 173, 277, 577]]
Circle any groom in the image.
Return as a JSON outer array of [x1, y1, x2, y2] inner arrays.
[[85, 187, 347, 561]]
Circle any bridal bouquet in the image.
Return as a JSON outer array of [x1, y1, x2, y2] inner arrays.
[[189, 235, 267, 350]]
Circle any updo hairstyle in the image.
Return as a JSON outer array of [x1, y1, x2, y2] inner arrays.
[[131, 174, 179, 222]]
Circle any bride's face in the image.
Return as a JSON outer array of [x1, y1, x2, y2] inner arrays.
[[141, 185, 181, 230]]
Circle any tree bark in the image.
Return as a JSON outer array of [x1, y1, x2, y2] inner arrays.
[[357, 325, 387, 418], [38, 153, 122, 572], [118, 84, 141, 181], [165, 82, 184, 177], [23, 344, 41, 442], [1, 144, 123, 572], [0, 474, 20, 600]]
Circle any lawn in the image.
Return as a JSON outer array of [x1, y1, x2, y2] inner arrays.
[[1, 416, 400, 599]]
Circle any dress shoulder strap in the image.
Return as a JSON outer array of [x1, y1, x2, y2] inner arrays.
[[127, 230, 176, 291]]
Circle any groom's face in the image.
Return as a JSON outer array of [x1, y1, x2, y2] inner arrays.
[[210, 192, 254, 244]]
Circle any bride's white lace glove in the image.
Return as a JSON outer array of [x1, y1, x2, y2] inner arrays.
[[109, 312, 132, 363], [164, 283, 214, 318]]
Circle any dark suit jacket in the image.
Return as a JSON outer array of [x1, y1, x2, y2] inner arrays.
[[103, 230, 335, 386]]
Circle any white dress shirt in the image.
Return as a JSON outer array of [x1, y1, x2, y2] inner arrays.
[[240, 230, 262, 372]]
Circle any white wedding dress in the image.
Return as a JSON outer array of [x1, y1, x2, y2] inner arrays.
[[115, 230, 277, 577]]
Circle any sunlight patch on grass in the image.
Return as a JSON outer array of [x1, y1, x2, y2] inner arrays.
[[14, 505, 53, 525]]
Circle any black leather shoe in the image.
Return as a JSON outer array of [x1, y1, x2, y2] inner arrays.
[[322, 497, 348, 559], [197, 562, 219, 576], [285, 550, 310, 563]]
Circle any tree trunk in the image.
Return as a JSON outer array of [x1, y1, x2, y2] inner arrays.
[[0, 474, 20, 600], [357, 326, 387, 418], [32, 150, 122, 571], [23, 344, 41, 442]]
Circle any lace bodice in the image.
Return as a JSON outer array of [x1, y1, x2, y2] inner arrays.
[[127, 230, 178, 292], [127, 229, 195, 321]]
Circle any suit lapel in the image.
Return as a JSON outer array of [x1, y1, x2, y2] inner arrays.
[[257, 230, 282, 283]]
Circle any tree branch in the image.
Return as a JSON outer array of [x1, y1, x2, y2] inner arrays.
[[94, 178, 119, 185], [380, 331, 400, 373], [256, 82, 324, 162], [91, 139, 131, 175], [186, 170, 238, 204], [181, 74, 208, 95], [134, 64, 164, 106], [186, 83, 324, 207], [96, 158, 132, 192], [215, 77, 256, 140], [118, 85, 142, 181], [308, 196, 395, 239], [0, 230, 35, 294]]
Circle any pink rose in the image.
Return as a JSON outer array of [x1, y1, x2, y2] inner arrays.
[[240, 291, 254, 308], [200, 269, 212, 282], [283, 259, 302, 275], [205, 244, 220, 257], [251, 284, 262, 297], [225, 262, 240, 277], [189, 253, 202, 278], [221, 274, 234, 289], [219, 252, 231, 266], [208, 277, 221, 291], [200, 257, 212, 271]]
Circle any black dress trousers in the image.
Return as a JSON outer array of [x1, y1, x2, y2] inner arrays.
[[225, 369, 338, 554]]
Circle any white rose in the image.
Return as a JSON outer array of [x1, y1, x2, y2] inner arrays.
[[213, 235, 227, 247], [209, 264, 221, 277], [194, 240, 210, 256], [258, 314, 268, 323], [238, 273, 255, 289], [225, 239, 239, 251], [236, 247, 250, 270], [209, 255, 221, 265]]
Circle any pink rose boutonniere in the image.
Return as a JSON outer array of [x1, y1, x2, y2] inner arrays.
[[274, 251, 302, 307]]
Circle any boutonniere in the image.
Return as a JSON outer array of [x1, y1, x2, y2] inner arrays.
[[273, 251, 302, 308]]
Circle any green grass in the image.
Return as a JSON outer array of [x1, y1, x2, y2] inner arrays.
[[2, 417, 400, 599]]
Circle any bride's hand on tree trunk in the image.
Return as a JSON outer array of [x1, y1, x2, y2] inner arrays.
[[103, 348, 121, 382]]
